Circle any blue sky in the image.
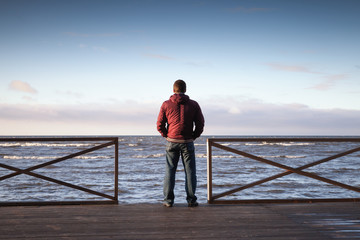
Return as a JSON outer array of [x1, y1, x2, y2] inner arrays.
[[1, 0, 359, 135]]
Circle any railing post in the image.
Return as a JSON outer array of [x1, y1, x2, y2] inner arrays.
[[114, 138, 119, 203], [207, 138, 213, 203]]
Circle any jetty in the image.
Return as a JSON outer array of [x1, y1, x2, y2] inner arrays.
[[1, 137, 360, 239], [1, 202, 360, 239]]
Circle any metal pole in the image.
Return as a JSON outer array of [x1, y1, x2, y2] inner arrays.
[[114, 138, 119, 203], [207, 138, 213, 203]]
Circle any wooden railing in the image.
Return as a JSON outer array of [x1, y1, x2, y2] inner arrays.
[[0, 137, 118, 206], [207, 137, 360, 204]]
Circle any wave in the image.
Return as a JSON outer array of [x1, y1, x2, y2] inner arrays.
[[127, 143, 138, 147], [0, 142, 95, 148], [196, 154, 306, 159], [2, 153, 307, 161], [194, 143, 206, 146], [202, 154, 307, 159], [260, 155, 307, 159], [245, 142, 315, 146], [131, 153, 165, 159], [3, 155, 112, 160], [133, 148, 144, 151], [199, 154, 239, 159]]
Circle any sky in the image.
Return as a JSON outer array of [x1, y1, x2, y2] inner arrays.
[[1, 0, 360, 135]]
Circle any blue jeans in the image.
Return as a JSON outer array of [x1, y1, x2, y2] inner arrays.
[[164, 141, 197, 204]]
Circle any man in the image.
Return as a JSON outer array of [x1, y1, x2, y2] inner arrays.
[[157, 80, 205, 207]]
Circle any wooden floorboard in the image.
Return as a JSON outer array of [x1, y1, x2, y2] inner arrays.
[[1, 202, 360, 239]]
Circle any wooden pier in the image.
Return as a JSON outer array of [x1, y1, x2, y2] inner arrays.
[[1, 202, 360, 239]]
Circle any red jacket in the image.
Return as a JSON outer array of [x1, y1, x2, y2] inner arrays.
[[157, 94, 204, 141]]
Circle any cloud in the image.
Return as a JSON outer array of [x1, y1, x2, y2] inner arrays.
[[226, 6, 274, 13], [308, 74, 348, 91], [9, 80, 38, 94], [202, 98, 360, 135], [265, 63, 321, 74], [56, 90, 83, 98], [0, 102, 156, 123], [265, 63, 348, 91], [0, 101, 159, 135], [184, 60, 213, 67], [64, 32, 122, 37], [22, 96, 37, 102], [1, 99, 359, 135]]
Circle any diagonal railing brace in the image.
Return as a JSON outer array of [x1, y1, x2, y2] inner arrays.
[[212, 143, 360, 199]]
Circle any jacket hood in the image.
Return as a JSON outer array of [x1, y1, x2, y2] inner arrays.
[[170, 93, 190, 104]]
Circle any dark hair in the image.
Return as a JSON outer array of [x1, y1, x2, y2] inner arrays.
[[173, 79, 186, 93]]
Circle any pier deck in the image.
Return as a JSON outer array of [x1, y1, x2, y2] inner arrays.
[[1, 202, 360, 239]]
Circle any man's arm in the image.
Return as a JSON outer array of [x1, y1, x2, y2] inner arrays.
[[193, 103, 204, 139], [157, 103, 168, 138]]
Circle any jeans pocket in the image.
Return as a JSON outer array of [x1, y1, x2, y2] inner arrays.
[[166, 142, 175, 152], [186, 142, 195, 152]]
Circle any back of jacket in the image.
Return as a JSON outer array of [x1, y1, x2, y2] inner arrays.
[[157, 93, 204, 141]]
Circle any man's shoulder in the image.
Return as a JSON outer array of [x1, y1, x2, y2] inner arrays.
[[188, 99, 201, 107], [162, 99, 173, 105], [161, 99, 175, 110]]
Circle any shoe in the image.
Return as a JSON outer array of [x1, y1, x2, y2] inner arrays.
[[188, 202, 199, 207], [163, 202, 173, 208]]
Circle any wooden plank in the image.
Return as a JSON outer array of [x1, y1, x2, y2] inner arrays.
[[1, 203, 359, 239]]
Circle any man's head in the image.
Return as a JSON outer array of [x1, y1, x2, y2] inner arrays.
[[173, 79, 186, 93]]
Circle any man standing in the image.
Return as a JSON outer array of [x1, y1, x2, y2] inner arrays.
[[157, 80, 205, 207]]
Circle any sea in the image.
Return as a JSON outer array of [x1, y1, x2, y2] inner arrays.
[[1, 136, 360, 204]]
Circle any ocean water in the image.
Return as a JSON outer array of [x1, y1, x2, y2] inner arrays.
[[1, 136, 360, 204]]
